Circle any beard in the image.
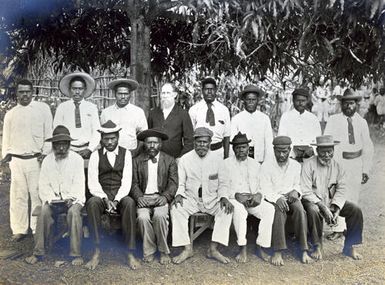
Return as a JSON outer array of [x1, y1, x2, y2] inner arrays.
[[318, 157, 331, 166], [161, 98, 174, 109], [54, 152, 68, 161]]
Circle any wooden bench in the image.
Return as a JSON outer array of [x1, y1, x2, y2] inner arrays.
[[189, 212, 214, 249]]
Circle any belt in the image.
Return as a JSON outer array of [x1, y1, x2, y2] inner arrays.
[[210, 141, 223, 151], [342, 149, 362, 159], [11, 153, 41, 160]]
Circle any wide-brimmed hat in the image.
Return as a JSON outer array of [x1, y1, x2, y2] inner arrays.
[[59, 72, 96, 98], [137, 129, 168, 141], [337, 88, 362, 101], [107, 78, 139, 92], [98, 120, 122, 134], [272, 136, 292, 146], [310, 135, 340, 147], [45, 125, 74, 142], [239, 84, 265, 100], [230, 132, 251, 145]]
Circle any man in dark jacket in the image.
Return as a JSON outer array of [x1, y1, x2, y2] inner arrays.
[[131, 129, 178, 264]]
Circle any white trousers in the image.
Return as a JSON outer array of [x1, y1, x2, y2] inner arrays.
[[9, 157, 41, 235], [171, 197, 232, 247], [230, 199, 274, 248]]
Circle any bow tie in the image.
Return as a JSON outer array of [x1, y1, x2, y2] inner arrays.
[[147, 156, 157, 163]]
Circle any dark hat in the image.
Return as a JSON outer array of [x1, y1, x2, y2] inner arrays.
[[107, 78, 139, 92], [98, 120, 122, 134], [230, 132, 251, 145], [193, 127, 213, 138], [45, 125, 74, 142], [310, 135, 340, 147], [239, 84, 265, 100], [59, 72, 96, 98], [272, 136, 292, 146], [201, 77, 217, 87], [137, 128, 169, 141], [337, 88, 362, 101], [292, 88, 310, 98]]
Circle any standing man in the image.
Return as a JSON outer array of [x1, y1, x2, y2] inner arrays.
[[230, 85, 273, 163], [278, 88, 321, 162], [147, 83, 194, 158], [189, 77, 231, 159], [25, 126, 85, 266], [1, 79, 52, 241], [130, 129, 178, 264], [85, 120, 139, 270], [324, 88, 373, 240], [260, 136, 312, 266], [171, 127, 233, 264], [101, 78, 147, 157], [220, 132, 275, 263], [301, 135, 364, 260]]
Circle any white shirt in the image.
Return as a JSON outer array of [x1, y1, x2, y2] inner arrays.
[[38, 151, 85, 206], [2, 101, 52, 157], [312, 99, 331, 122], [88, 146, 132, 202], [260, 158, 302, 203], [230, 110, 273, 163], [189, 100, 231, 144], [324, 112, 373, 173], [145, 153, 160, 194], [101, 103, 148, 150], [53, 99, 100, 151], [162, 103, 175, 120]]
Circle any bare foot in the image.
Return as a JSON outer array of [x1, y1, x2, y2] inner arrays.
[[271, 251, 284, 266], [143, 253, 155, 263], [301, 251, 314, 264], [343, 247, 363, 260], [173, 247, 194, 264], [256, 246, 270, 262], [235, 246, 247, 263], [311, 245, 323, 260], [160, 253, 171, 265], [25, 255, 39, 265], [85, 249, 100, 270], [71, 257, 84, 266], [127, 253, 141, 270], [207, 248, 230, 264]]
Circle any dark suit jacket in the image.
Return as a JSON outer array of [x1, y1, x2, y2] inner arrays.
[[147, 104, 194, 158], [130, 151, 178, 203]]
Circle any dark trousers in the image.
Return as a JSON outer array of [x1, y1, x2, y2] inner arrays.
[[86, 196, 137, 250], [302, 200, 363, 249], [271, 200, 309, 251]]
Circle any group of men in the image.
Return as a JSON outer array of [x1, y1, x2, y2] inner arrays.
[[1, 72, 373, 270]]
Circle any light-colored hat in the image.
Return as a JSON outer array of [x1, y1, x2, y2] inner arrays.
[[310, 135, 340, 147], [337, 88, 362, 101], [239, 84, 265, 100], [59, 72, 96, 98], [107, 78, 139, 92], [98, 120, 122, 134], [45, 125, 74, 142], [194, 127, 213, 138]]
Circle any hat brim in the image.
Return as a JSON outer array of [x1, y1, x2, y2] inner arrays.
[[59, 72, 96, 98], [45, 134, 74, 142], [108, 78, 139, 92], [98, 127, 122, 134], [337, 95, 362, 101], [239, 89, 265, 100], [137, 130, 168, 141], [310, 140, 340, 146], [230, 139, 251, 145]]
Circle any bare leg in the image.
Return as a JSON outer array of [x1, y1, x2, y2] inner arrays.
[[235, 246, 247, 263], [160, 253, 171, 265], [127, 251, 141, 270], [172, 244, 194, 264], [207, 242, 230, 264], [271, 251, 284, 266], [85, 247, 100, 270], [256, 245, 270, 262], [311, 244, 323, 260]]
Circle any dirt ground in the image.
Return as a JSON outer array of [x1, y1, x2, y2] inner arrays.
[[0, 128, 384, 285]]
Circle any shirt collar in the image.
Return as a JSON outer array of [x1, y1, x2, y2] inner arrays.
[[103, 147, 119, 156], [114, 103, 131, 110]]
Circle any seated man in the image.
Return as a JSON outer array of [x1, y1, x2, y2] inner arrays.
[[260, 136, 312, 266], [301, 135, 364, 260], [130, 129, 178, 264], [171, 127, 233, 264], [85, 120, 139, 270], [25, 126, 85, 265], [220, 132, 275, 263]]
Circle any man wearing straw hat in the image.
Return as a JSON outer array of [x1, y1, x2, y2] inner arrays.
[[301, 135, 364, 260], [25, 125, 85, 265], [101, 78, 147, 157]]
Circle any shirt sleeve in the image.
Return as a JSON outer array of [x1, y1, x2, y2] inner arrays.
[[2, 111, 11, 158], [41, 103, 53, 155], [53, 103, 64, 128], [176, 156, 187, 197], [71, 155, 86, 206], [38, 158, 58, 204], [188, 106, 197, 129], [300, 160, 321, 204], [360, 118, 374, 174], [87, 104, 101, 152], [114, 150, 133, 202], [277, 113, 288, 136], [223, 107, 231, 137], [136, 109, 148, 133], [218, 161, 230, 199], [87, 152, 108, 199], [263, 116, 274, 162]]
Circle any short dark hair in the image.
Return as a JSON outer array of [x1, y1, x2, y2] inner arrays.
[[201, 77, 217, 88], [69, 76, 86, 87], [16, 79, 33, 90]]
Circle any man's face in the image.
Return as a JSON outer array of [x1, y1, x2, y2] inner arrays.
[[52, 140, 70, 160], [293, 94, 308, 114], [317, 146, 334, 166], [341, 99, 357, 117], [101, 133, 119, 152], [115, 86, 131, 108], [144, 137, 161, 158], [233, 143, 249, 161], [70, 81, 86, 103], [243, 92, 259, 113], [202, 83, 216, 104], [160, 84, 177, 110], [194, 136, 211, 157], [16, 84, 33, 106], [274, 145, 291, 164]]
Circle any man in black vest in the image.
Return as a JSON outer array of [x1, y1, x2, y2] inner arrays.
[[85, 120, 139, 270]]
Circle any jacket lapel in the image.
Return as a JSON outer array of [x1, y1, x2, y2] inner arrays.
[[164, 104, 178, 123]]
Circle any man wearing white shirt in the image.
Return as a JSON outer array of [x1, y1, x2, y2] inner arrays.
[[189, 77, 231, 159], [1, 79, 52, 241], [278, 88, 321, 162], [25, 126, 85, 266], [85, 120, 139, 270], [101, 78, 147, 156], [231, 84, 273, 163], [260, 136, 312, 266]]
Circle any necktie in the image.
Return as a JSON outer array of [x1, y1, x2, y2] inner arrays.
[[74, 102, 82, 128], [347, 117, 355, 144], [206, 103, 215, 126]]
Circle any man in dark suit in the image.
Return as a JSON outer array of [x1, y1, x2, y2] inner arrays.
[[130, 129, 178, 264], [147, 83, 194, 159]]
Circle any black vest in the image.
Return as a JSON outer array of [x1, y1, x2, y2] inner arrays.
[[98, 146, 126, 201]]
